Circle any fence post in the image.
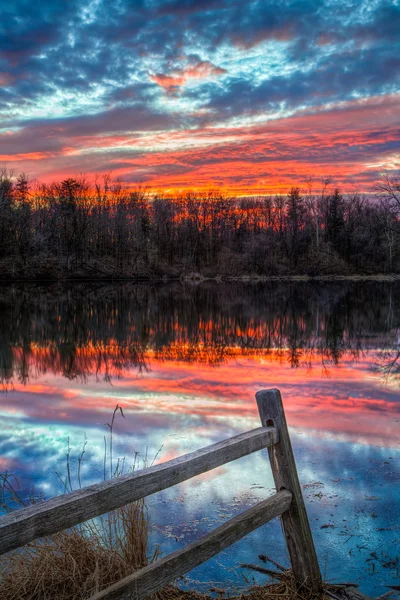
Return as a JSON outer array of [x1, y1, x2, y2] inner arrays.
[[256, 388, 322, 592]]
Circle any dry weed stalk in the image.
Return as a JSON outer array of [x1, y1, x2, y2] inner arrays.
[[0, 406, 159, 600]]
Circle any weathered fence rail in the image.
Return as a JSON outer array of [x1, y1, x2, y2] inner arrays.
[[92, 490, 293, 600], [0, 426, 278, 555], [0, 389, 322, 598]]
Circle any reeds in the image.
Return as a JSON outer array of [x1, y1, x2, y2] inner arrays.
[[0, 500, 151, 599], [0, 405, 159, 600]]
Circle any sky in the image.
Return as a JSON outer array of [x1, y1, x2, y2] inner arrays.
[[1, 0, 399, 194]]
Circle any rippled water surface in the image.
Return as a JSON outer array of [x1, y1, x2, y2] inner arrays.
[[0, 282, 399, 595]]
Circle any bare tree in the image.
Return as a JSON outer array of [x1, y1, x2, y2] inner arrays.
[[376, 171, 400, 211]]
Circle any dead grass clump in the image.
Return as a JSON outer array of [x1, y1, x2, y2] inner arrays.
[[239, 578, 326, 600], [238, 564, 327, 600], [0, 499, 156, 600], [167, 571, 327, 600], [0, 405, 160, 600]]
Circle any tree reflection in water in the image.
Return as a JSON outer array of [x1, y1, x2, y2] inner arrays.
[[0, 281, 399, 387]]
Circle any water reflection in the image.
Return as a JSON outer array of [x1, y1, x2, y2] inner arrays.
[[0, 282, 399, 595], [0, 282, 399, 383]]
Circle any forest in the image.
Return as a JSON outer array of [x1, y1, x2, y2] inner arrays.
[[0, 169, 399, 279]]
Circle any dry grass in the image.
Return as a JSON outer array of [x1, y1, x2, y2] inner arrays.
[[169, 570, 329, 600], [236, 562, 328, 600], [0, 499, 158, 600], [0, 405, 161, 600]]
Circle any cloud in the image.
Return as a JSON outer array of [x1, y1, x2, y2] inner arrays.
[[150, 61, 227, 93]]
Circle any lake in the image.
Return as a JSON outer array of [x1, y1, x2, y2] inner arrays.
[[0, 282, 399, 595]]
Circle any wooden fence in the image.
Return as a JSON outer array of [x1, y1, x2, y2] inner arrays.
[[0, 389, 322, 598]]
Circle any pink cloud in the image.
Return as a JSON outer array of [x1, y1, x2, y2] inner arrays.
[[150, 60, 226, 92], [0, 152, 54, 161]]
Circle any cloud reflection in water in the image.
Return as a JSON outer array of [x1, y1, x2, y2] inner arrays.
[[0, 282, 399, 594]]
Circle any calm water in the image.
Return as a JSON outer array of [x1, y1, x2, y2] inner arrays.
[[0, 282, 399, 595]]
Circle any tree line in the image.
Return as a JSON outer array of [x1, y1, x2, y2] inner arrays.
[[0, 169, 399, 278]]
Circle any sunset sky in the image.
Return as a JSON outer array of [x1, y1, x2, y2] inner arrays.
[[1, 0, 399, 193]]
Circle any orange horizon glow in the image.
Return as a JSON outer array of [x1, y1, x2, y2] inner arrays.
[[3, 93, 399, 196]]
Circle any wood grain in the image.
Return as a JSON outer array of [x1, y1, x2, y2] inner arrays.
[[89, 490, 292, 600], [256, 389, 322, 591], [0, 426, 278, 556]]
